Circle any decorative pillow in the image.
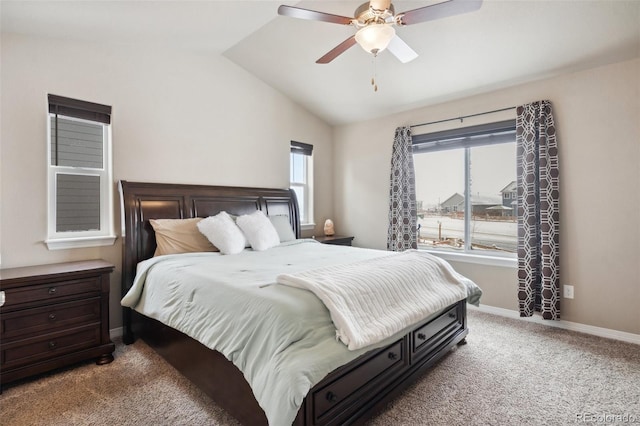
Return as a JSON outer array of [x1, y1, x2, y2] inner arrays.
[[149, 218, 217, 257], [197, 211, 247, 255], [236, 210, 281, 251], [269, 215, 296, 242], [228, 213, 252, 248]]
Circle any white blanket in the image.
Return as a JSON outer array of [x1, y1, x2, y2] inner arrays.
[[277, 250, 471, 350]]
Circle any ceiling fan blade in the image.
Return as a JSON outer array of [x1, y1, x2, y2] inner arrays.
[[278, 5, 353, 25], [369, 0, 392, 10], [387, 35, 418, 63], [316, 36, 358, 64], [397, 0, 483, 26]]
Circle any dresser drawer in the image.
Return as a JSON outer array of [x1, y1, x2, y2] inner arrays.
[[1, 297, 101, 340], [312, 339, 405, 422], [412, 304, 463, 358], [1, 325, 101, 370], [2, 277, 101, 308]]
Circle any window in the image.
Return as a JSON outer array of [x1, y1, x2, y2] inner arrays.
[[290, 141, 314, 228], [413, 120, 517, 257], [46, 94, 115, 249]]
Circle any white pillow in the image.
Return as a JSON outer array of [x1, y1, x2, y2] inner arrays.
[[228, 213, 252, 248], [197, 211, 246, 255], [236, 210, 280, 251], [269, 215, 296, 242]]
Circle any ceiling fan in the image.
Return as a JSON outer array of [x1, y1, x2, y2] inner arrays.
[[278, 0, 483, 64]]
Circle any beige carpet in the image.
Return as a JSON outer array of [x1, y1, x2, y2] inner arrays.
[[2, 310, 638, 425]]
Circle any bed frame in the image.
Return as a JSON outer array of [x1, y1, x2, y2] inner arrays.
[[119, 180, 469, 425]]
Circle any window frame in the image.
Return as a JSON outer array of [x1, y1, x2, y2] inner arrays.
[[412, 120, 517, 264], [45, 95, 115, 250], [290, 141, 314, 230]]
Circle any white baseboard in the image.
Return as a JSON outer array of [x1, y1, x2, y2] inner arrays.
[[470, 304, 640, 345]]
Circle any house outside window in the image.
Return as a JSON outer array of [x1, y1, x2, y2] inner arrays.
[[290, 141, 314, 229], [46, 94, 115, 250], [412, 120, 517, 258], [501, 180, 517, 207]]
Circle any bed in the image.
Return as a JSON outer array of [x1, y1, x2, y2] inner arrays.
[[119, 180, 475, 425]]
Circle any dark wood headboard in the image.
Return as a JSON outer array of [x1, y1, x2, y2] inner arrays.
[[119, 180, 300, 299]]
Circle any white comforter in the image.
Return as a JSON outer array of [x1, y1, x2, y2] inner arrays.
[[277, 250, 471, 350]]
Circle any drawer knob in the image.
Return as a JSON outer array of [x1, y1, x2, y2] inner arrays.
[[448, 312, 456, 318], [48, 287, 57, 295], [326, 391, 338, 403], [48, 341, 57, 350], [417, 333, 426, 340], [48, 313, 57, 321], [388, 351, 398, 360]]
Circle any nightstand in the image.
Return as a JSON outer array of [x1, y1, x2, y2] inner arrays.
[[315, 235, 354, 246], [0, 259, 115, 386]]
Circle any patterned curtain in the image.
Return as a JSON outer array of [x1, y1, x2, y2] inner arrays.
[[387, 126, 418, 251], [516, 100, 560, 320]]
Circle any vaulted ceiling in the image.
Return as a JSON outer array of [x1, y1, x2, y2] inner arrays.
[[3, 1, 639, 125]]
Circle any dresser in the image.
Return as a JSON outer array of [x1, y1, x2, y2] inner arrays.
[[0, 260, 115, 386]]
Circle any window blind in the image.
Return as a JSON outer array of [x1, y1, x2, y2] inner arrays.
[[412, 120, 516, 154], [48, 94, 111, 124], [290, 141, 313, 156]]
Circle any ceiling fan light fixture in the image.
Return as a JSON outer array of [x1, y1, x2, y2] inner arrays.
[[355, 24, 396, 54]]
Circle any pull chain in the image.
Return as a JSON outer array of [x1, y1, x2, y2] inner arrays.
[[371, 49, 379, 92]]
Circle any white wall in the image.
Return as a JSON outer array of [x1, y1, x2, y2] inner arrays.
[[334, 58, 640, 334], [0, 33, 333, 328]]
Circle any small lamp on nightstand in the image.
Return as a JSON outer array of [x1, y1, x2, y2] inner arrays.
[[324, 219, 335, 236]]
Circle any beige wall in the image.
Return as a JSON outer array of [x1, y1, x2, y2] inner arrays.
[[2, 33, 638, 336], [334, 58, 640, 334], [0, 33, 333, 329]]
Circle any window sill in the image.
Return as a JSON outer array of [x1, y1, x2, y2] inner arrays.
[[301, 223, 315, 231], [45, 235, 117, 250], [423, 249, 517, 268]]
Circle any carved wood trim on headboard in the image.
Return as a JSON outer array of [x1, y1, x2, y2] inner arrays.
[[118, 180, 300, 341]]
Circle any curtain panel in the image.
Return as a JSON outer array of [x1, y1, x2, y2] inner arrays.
[[516, 100, 560, 320], [387, 126, 418, 251]]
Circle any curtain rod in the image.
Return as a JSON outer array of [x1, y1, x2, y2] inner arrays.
[[410, 106, 516, 129]]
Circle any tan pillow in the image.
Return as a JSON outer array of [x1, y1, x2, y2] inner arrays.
[[149, 218, 218, 256]]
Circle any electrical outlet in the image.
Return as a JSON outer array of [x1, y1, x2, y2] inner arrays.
[[563, 284, 574, 299]]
